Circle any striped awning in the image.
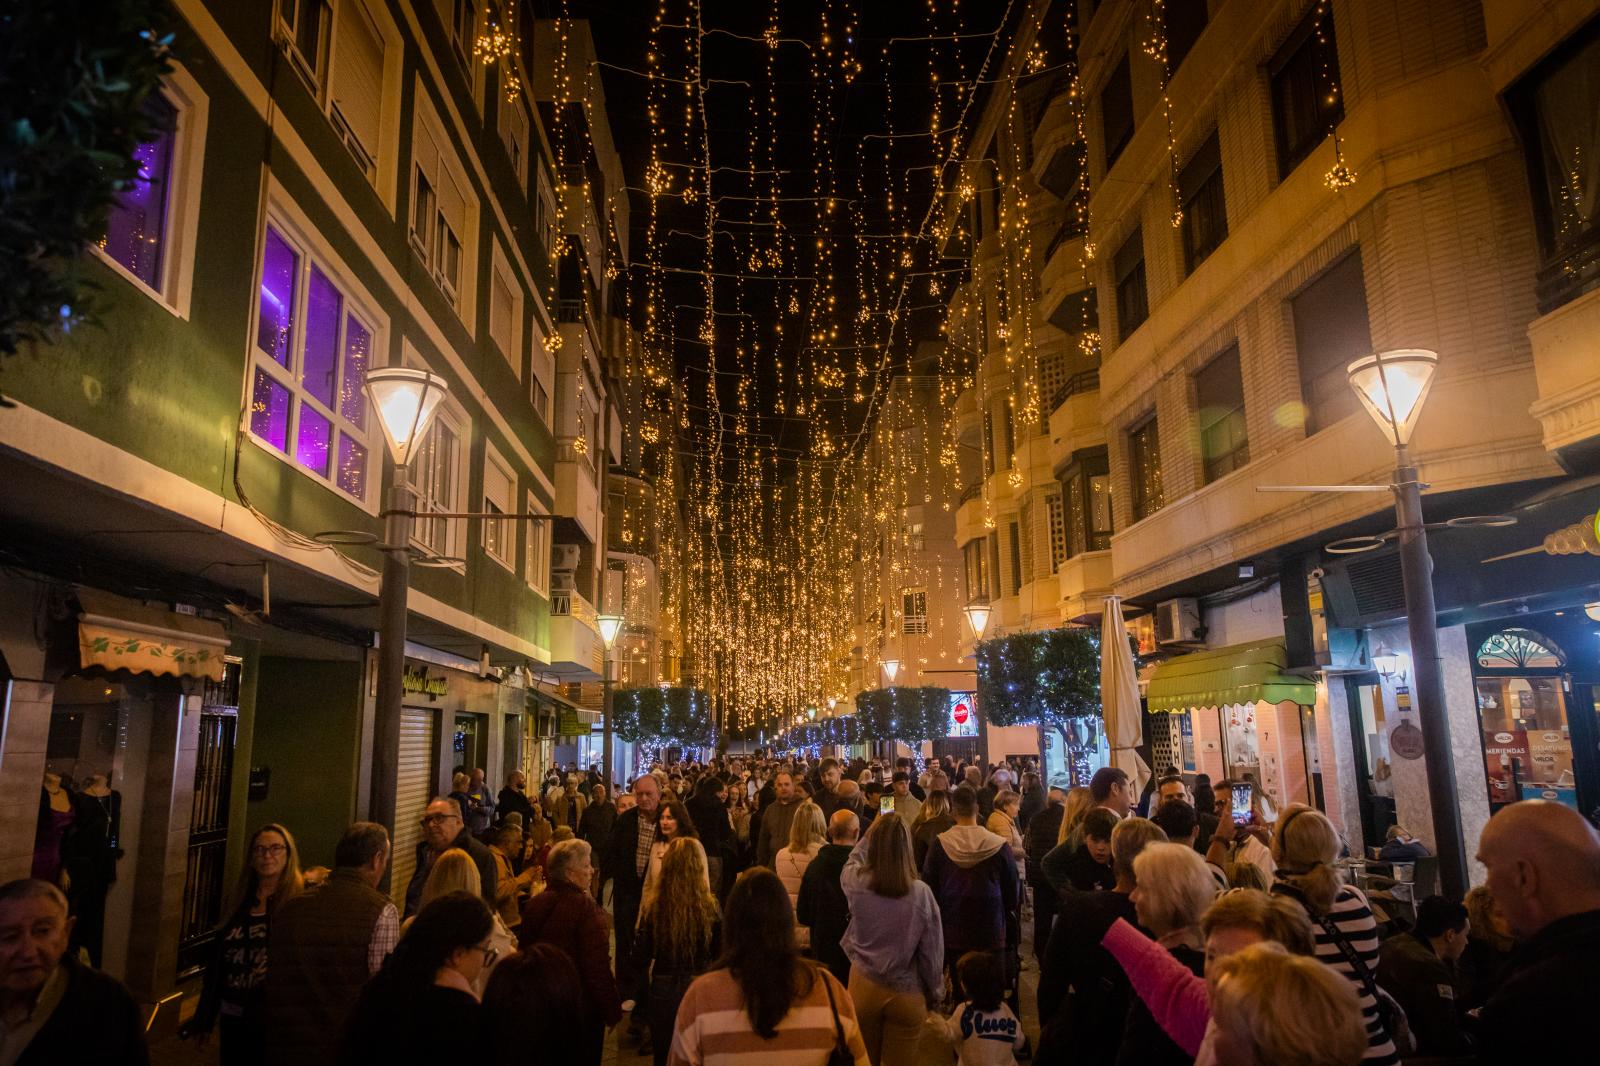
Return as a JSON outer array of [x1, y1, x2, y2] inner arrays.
[[77, 589, 229, 682], [1146, 639, 1316, 713]]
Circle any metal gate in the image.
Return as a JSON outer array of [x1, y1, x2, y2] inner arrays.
[[177, 658, 241, 977], [388, 708, 438, 909]]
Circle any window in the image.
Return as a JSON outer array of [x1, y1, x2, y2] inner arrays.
[[535, 167, 558, 254], [328, 0, 386, 179], [1164, 0, 1209, 73], [1196, 345, 1249, 482], [451, 0, 477, 68], [276, 0, 331, 89], [902, 590, 928, 635], [1509, 21, 1600, 313], [1128, 416, 1164, 521], [1046, 491, 1067, 572], [1114, 228, 1148, 342], [481, 446, 515, 568], [100, 94, 178, 292], [1291, 250, 1372, 435], [964, 538, 992, 602], [1100, 53, 1134, 170], [248, 219, 377, 504], [1062, 450, 1113, 557], [1179, 131, 1227, 272], [526, 491, 550, 594], [1007, 521, 1023, 594], [411, 102, 474, 316], [499, 94, 531, 187], [412, 407, 464, 559], [488, 246, 522, 375], [1270, 3, 1343, 179]]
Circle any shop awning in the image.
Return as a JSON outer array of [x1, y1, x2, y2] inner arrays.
[[1146, 639, 1316, 713], [77, 589, 230, 682], [528, 686, 600, 735]]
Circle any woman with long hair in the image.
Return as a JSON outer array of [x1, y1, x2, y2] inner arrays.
[[638, 838, 722, 1066], [666, 868, 869, 1065], [639, 798, 699, 920], [1057, 785, 1094, 849], [1270, 804, 1398, 1064], [340, 891, 495, 1062], [187, 823, 303, 1064], [481, 944, 587, 1061], [775, 800, 826, 944], [839, 814, 944, 1066], [910, 789, 954, 871], [403, 848, 514, 994]]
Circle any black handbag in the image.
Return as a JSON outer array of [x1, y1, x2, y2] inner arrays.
[[818, 967, 856, 1066]]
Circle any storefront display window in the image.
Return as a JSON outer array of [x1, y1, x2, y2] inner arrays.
[[1473, 625, 1581, 812]]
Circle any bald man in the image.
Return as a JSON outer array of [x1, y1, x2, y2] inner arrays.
[[797, 809, 861, 983], [1473, 800, 1600, 1059]]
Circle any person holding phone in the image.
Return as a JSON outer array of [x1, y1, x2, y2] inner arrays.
[[1207, 781, 1277, 882]]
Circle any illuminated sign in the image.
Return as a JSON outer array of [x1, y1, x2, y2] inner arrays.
[[949, 691, 978, 738]]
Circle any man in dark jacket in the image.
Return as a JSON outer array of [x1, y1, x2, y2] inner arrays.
[[1024, 786, 1067, 961], [686, 776, 732, 895], [404, 797, 498, 917], [497, 769, 533, 827], [1474, 799, 1600, 1060], [757, 771, 802, 867], [0, 879, 146, 1066], [798, 810, 859, 983], [519, 838, 622, 1064], [921, 785, 1018, 999], [1376, 895, 1471, 1058], [264, 823, 396, 1065], [604, 774, 661, 1038], [579, 783, 617, 901]]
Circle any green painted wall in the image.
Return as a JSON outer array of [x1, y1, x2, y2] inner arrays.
[[246, 657, 363, 869]]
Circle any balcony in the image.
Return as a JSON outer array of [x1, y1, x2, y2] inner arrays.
[[1059, 549, 1114, 624], [556, 440, 600, 541], [1031, 94, 1082, 199], [547, 589, 603, 680], [1048, 373, 1105, 473], [1528, 278, 1600, 471]]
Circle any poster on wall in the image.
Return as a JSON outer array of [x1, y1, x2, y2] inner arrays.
[[948, 692, 979, 737], [1482, 728, 1528, 806], [1179, 714, 1196, 773]]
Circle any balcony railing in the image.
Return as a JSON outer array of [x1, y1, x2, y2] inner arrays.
[[1535, 225, 1600, 315], [959, 482, 983, 505], [550, 589, 598, 628], [1049, 367, 1100, 412]]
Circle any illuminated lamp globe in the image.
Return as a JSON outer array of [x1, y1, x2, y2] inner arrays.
[[1347, 349, 1438, 447], [964, 603, 992, 639], [1587, 602, 1600, 623], [597, 614, 623, 649], [882, 659, 900, 684], [365, 367, 449, 468]]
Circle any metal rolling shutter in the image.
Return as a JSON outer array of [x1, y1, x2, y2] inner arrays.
[[388, 708, 436, 908]]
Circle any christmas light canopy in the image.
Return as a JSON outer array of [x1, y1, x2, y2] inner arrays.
[[365, 368, 448, 468], [1348, 349, 1438, 448]]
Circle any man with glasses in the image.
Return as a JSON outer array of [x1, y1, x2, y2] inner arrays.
[[403, 797, 498, 919]]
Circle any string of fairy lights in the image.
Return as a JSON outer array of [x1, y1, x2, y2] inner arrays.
[[513, 0, 1357, 746]]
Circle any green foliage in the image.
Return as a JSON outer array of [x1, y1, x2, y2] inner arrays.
[[976, 627, 1103, 732], [0, 1, 174, 362], [613, 686, 713, 745], [853, 686, 951, 742]]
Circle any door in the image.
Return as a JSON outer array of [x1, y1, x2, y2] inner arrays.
[[1344, 675, 1395, 853], [177, 659, 241, 977], [389, 708, 438, 908]]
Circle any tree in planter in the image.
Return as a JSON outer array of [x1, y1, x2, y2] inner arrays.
[[613, 686, 714, 751], [0, 2, 175, 367], [854, 686, 952, 745], [976, 627, 1105, 785]]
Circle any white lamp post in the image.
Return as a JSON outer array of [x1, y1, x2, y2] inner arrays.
[[964, 602, 992, 640], [1346, 348, 1466, 896], [597, 614, 622, 792], [366, 368, 448, 846]]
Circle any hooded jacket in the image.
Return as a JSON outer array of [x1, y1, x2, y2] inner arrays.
[[920, 823, 1019, 954]]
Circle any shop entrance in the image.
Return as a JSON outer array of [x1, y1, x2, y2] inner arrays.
[[1343, 675, 1397, 850], [453, 712, 489, 778], [176, 657, 242, 977]]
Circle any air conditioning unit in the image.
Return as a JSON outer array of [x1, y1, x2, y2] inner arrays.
[[1155, 598, 1203, 647], [551, 544, 581, 573]]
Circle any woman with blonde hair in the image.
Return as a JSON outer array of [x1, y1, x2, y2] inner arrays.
[[637, 838, 721, 1066], [1210, 942, 1368, 1066], [1270, 805, 1397, 1063], [1056, 785, 1094, 848], [188, 823, 303, 1059], [406, 848, 514, 994], [985, 790, 1026, 881], [911, 789, 954, 870], [1119, 843, 1220, 1062], [775, 800, 826, 945]]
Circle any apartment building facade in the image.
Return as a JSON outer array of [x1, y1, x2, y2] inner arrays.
[[938, 0, 1600, 854], [0, 0, 637, 1006]]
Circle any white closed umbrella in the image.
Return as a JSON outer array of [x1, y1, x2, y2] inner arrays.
[[1101, 596, 1151, 799]]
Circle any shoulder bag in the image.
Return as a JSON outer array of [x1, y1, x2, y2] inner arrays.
[[818, 967, 856, 1066]]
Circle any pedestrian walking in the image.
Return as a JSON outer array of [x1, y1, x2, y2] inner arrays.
[[687, 775, 734, 895], [1024, 787, 1066, 962], [757, 771, 802, 867], [933, 951, 1024, 1066], [480, 944, 588, 1061], [404, 796, 498, 918], [798, 810, 859, 984], [639, 798, 699, 921], [186, 823, 304, 1065], [637, 838, 722, 1066], [519, 838, 623, 1064], [605, 774, 662, 1039], [665, 868, 869, 1066], [775, 799, 826, 945], [920, 785, 1018, 1004]]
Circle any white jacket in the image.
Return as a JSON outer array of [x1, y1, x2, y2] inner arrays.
[[774, 843, 821, 945]]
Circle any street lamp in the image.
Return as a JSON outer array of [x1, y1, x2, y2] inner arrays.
[[1346, 348, 1467, 896], [882, 659, 900, 685], [597, 614, 622, 792], [366, 368, 449, 851], [964, 602, 992, 640]]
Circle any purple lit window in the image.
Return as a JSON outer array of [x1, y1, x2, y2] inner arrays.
[[340, 316, 371, 428], [296, 406, 332, 477], [302, 265, 342, 408], [101, 94, 177, 289], [250, 368, 291, 452], [337, 436, 368, 497], [257, 227, 298, 367]]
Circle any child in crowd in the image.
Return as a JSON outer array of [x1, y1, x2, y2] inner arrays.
[[936, 951, 1025, 1066]]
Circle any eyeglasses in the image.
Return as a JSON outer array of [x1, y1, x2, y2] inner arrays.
[[252, 844, 287, 857], [421, 814, 461, 826], [473, 944, 499, 968]]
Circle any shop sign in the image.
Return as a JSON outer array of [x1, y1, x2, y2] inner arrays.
[[1483, 728, 1530, 804], [557, 706, 584, 737], [403, 665, 449, 700], [948, 691, 978, 738], [1390, 721, 1426, 761]]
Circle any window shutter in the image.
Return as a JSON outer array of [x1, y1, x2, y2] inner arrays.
[[331, 0, 385, 163], [438, 167, 469, 238]]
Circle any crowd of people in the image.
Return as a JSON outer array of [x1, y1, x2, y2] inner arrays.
[[1, 752, 1598, 1065]]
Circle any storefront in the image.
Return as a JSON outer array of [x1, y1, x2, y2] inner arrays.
[[1145, 640, 1327, 817], [1468, 611, 1600, 818]]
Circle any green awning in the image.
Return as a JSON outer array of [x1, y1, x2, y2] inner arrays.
[[1146, 639, 1317, 713]]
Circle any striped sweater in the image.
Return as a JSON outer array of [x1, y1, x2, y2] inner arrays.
[[667, 965, 870, 1066], [1277, 883, 1400, 1065]]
